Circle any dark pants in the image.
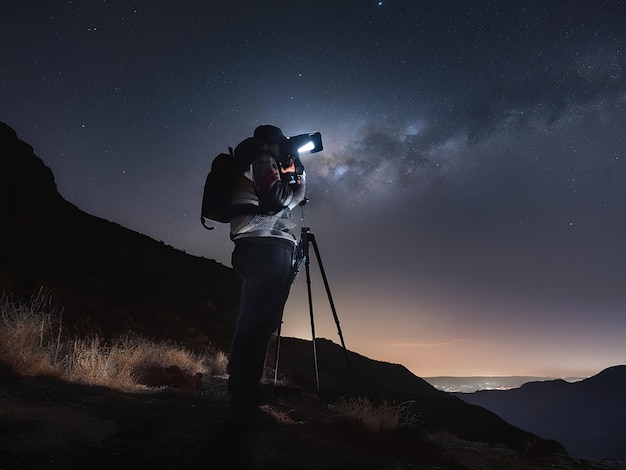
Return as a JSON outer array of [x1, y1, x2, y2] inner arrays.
[[227, 237, 295, 416]]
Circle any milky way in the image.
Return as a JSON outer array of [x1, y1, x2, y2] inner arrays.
[[2, 0, 625, 376]]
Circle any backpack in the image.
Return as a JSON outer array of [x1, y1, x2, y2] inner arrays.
[[200, 147, 238, 230]]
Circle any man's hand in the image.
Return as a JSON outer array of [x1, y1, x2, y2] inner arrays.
[[279, 159, 296, 174]]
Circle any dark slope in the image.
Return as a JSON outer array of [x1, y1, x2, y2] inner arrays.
[[454, 365, 626, 459], [0, 121, 240, 352]]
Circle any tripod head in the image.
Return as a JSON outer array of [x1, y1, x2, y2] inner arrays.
[[292, 226, 310, 274]]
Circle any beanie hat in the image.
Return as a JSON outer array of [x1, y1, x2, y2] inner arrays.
[[253, 125, 287, 143]]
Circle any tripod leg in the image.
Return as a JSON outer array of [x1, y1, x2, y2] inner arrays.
[[304, 249, 321, 395], [309, 234, 354, 380], [271, 324, 281, 396], [272, 251, 305, 396]]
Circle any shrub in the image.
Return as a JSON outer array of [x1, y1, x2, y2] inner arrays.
[[330, 396, 420, 432], [204, 348, 229, 376], [0, 289, 227, 392], [0, 288, 63, 377]]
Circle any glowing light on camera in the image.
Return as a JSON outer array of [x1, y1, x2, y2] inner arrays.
[[284, 132, 322, 155], [298, 141, 315, 153]]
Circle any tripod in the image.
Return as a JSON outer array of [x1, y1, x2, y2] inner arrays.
[[273, 226, 353, 395]]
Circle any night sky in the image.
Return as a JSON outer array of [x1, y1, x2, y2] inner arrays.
[[2, 1, 625, 377]]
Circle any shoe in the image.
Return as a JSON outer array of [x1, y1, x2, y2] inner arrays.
[[229, 394, 259, 426]]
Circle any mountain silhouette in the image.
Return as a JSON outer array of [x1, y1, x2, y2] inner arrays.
[[454, 365, 626, 459], [0, 121, 240, 353], [2, 121, 575, 460]]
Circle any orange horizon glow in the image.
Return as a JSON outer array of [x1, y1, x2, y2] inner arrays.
[[281, 291, 622, 379]]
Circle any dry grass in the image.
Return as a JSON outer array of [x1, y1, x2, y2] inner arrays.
[[204, 347, 229, 376], [0, 289, 226, 391], [0, 288, 63, 377], [330, 396, 421, 432]]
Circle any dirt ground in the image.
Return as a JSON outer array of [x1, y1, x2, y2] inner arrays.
[[1, 373, 624, 470]]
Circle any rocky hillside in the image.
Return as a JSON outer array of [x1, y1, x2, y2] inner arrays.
[[0, 121, 240, 353]]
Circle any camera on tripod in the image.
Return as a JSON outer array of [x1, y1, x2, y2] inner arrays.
[[278, 132, 323, 184]]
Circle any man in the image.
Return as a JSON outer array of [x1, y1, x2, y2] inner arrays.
[[227, 125, 306, 423]]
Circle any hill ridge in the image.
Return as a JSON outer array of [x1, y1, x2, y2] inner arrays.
[[454, 365, 626, 459]]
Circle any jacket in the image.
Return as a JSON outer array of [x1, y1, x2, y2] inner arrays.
[[230, 139, 306, 245]]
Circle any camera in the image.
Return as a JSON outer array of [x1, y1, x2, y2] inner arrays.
[[278, 132, 323, 182]]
